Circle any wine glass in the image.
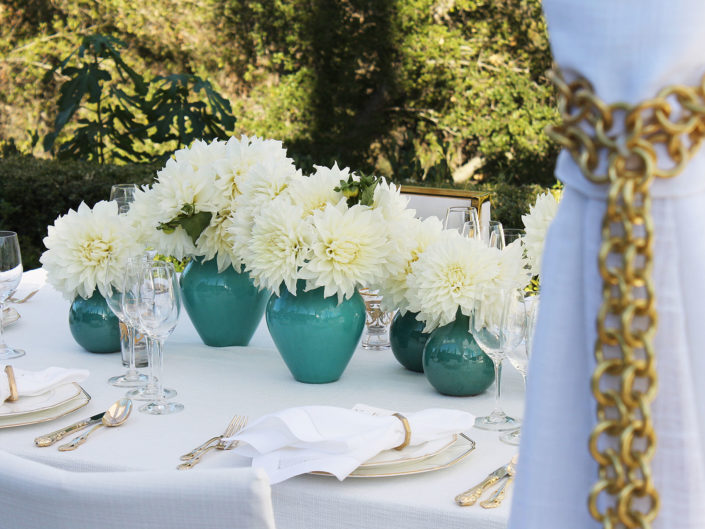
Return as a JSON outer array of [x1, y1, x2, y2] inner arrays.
[[104, 255, 148, 387], [471, 287, 525, 430], [484, 221, 505, 249], [136, 261, 183, 415], [110, 184, 138, 212], [0, 232, 25, 359], [501, 293, 539, 445], [444, 206, 480, 234], [503, 228, 525, 246]]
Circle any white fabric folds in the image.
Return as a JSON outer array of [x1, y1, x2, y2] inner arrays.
[[509, 2, 705, 529], [225, 405, 474, 483], [0, 365, 89, 404]]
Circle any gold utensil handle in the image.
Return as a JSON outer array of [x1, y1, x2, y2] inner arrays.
[[9, 289, 39, 304], [179, 435, 222, 461], [480, 476, 513, 509], [455, 475, 502, 506], [177, 444, 218, 470], [35, 420, 94, 447], [58, 423, 103, 451]]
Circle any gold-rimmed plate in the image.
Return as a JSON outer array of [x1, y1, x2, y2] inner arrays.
[[311, 434, 476, 478], [0, 387, 91, 429], [0, 383, 83, 418], [359, 434, 458, 468], [1, 307, 20, 326]]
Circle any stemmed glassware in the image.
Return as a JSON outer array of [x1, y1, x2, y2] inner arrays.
[[471, 287, 526, 430], [104, 255, 148, 387], [135, 260, 183, 415], [502, 293, 539, 445], [484, 221, 505, 249], [0, 232, 25, 359], [444, 206, 480, 235], [110, 184, 138, 213]]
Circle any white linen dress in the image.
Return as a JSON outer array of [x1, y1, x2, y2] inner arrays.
[[508, 1, 705, 528]]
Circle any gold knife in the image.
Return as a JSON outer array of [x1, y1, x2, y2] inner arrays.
[[455, 463, 510, 506], [34, 412, 106, 447]]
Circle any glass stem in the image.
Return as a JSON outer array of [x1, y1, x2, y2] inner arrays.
[[153, 338, 164, 404], [146, 336, 156, 391], [124, 324, 138, 380], [0, 300, 6, 348], [492, 356, 504, 416]]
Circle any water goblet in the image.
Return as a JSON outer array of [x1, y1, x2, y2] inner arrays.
[[484, 221, 505, 249], [0, 232, 25, 359], [471, 287, 525, 430], [136, 261, 183, 415], [444, 206, 480, 234]]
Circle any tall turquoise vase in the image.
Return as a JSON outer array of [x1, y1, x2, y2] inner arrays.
[[180, 258, 269, 347], [389, 311, 430, 373], [266, 281, 366, 383], [423, 313, 494, 396], [68, 291, 120, 353]]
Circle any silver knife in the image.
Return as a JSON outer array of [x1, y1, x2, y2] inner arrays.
[[34, 412, 106, 447]]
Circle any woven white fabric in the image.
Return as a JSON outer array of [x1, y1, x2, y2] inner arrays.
[[509, 2, 705, 528], [0, 450, 276, 529]]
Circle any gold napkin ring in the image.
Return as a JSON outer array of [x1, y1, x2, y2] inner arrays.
[[392, 413, 411, 451], [5, 365, 18, 402]]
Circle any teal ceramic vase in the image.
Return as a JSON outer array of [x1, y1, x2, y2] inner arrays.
[[423, 313, 494, 396], [266, 281, 366, 383], [68, 291, 120, 353], [180, 258, 269, 347], [389, 311, 430, 373]]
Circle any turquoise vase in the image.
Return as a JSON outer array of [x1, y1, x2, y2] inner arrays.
[[423, 313, 494, 396], [389, 311, 430, 373], [266, 281, 366, 383], [180, 258, 269, 347], [68, 291, 120, 353]]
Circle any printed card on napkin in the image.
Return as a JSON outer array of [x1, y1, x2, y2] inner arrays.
[[225, 405, 474, 483], [0, 365, 89, 404]]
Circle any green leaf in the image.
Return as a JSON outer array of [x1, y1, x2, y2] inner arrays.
[[178, 211, 212, 242]]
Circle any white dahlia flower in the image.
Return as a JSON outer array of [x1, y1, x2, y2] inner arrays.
[[522, 192, 559, 275], [41, 201, 143, 300], [286, 164, 348, 217]]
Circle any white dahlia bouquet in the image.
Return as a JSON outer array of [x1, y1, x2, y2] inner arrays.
[[231, 163, 413, 303], [40, 201, 143, 300], [128, 136, 300, 271], [522, 191, 560, 276]]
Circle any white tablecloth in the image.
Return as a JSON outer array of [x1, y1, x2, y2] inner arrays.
[[2, 270, 522, 529]]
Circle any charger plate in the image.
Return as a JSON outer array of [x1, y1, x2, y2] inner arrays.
[[312, 434, 476, 478], [0, 382, 82, 417], [360, 434, 458, 468], [0, 386, 91, 429], [1, 307, 20, 326]]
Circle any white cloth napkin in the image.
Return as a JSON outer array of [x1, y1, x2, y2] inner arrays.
[[0, 365, 89, 404], [225, 404, 474, 483]]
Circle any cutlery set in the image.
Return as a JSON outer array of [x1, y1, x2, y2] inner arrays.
[[455, 455, 517, 509], [177, 415, 248, 470]]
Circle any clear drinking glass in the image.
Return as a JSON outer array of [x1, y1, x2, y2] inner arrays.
[[471, 288, 525, 431], [359, 288, 393, 350], [501, 294, 539, 445], [104, 256, 148, 387], [484, 221, 505, 249], [444, 206, 480, 234], [461, 220, 482, 241], [0, 232, 25, 359], [110, 184, 138, 212], [503, 228, 525, 246], [123, 257, 176, 401], [136, 261, 183, 415]]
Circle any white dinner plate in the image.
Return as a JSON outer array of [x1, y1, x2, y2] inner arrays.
[[359, 434, 458, 468], [0, 386, 91, 429], [0, 382, 82, 418], [311, 434, 476, 478], [2, 307, 20, 326]]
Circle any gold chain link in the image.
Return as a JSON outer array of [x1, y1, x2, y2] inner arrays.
[[546, 68, 705, 529]]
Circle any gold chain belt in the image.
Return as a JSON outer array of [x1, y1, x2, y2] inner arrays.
[[546, 68, 705, 529]]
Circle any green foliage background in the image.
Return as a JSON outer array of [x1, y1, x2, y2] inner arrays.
[[0, 0, 558, 186]]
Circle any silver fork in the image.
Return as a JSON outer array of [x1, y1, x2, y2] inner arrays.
[[177, 416, 248, 470]]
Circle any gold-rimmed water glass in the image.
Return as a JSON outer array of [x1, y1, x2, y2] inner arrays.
[[0, 232, 24, 359]]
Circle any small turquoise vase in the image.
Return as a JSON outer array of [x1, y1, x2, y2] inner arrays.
[[180, 258, 269, 347], [389, 311, 430, 373], [423, 313, 494, 396], [266, 281, 366, 383], [68, 291, 120, 353]]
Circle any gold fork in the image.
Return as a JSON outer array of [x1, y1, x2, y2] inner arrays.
[[177, 415, 248, 470], [8, 289, 39, 304]]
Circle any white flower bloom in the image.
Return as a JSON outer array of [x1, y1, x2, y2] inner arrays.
[[406, 235, 500, 332], [300, 204, 388, 303], [372, 179, 415, 224], [153, 157, 221, 219], [246, 199, 312, 295], [286, 163, 348, 217], [172, 139, 227, 174], [522, 191, 559, 275], [41, 201, 143, 300], [196, 212, 239, 272]]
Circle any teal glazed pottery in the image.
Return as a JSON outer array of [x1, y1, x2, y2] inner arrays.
[[389, 311, 430, 373], [180, 258, 269, 347], [423, 313, 494, 396], [266, 281, 366, 383], [68, 291, 120, 353]]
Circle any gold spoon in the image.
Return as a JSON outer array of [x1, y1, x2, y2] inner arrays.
[[58, 398, 132, 451]]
